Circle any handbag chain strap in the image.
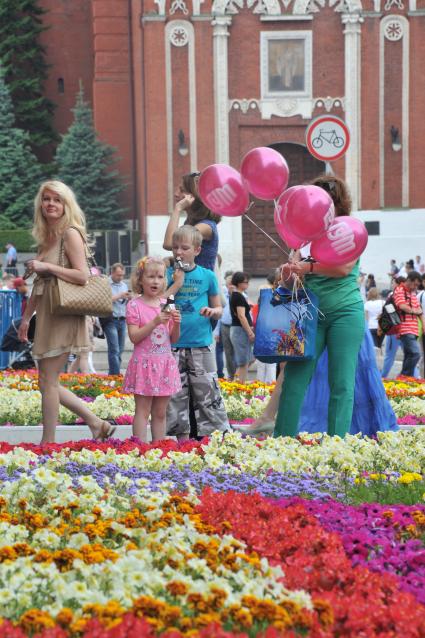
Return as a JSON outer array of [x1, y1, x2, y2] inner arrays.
[[58, 226, 99, 271]]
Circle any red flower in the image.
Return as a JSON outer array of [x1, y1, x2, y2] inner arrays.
[[196, 490, 425, 638]]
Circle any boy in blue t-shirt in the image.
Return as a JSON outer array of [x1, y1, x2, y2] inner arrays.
[[165, 226, 230, 439]]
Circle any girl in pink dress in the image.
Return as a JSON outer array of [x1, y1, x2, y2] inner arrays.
[[123, 257, 181, 441]]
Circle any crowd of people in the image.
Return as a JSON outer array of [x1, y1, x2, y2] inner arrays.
[[360, 261, 425, 379], [13, 175, 409, 444]]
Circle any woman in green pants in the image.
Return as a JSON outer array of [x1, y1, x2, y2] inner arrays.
[[274, 175, 365, 438]]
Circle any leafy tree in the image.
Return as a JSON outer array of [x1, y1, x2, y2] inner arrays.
[[0, 0, 57, 152], [55, 86, 126, 230], [0, 71, 42, 228]]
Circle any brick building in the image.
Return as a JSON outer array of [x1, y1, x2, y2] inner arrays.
[[40, 0, 425, 274]]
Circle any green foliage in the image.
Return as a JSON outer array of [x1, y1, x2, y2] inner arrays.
[[55, 86, 127, 230], [0, 230, 34, 252], [345, 477, 425, 506], [0, 0, 57, 151], [0, 72, 43, 227]]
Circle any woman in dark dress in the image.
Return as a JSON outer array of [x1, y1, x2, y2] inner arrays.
[[229, 272, 254, 383]]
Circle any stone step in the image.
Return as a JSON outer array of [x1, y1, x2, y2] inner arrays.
[[0, 423, 422, 445], [0, 425, 133, 444]]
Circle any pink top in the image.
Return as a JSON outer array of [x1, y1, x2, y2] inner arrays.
[[126, 296, 174, 354], [123, 296, 181, 397]]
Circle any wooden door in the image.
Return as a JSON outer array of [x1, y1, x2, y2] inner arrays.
[[242, 143, 325, 276]]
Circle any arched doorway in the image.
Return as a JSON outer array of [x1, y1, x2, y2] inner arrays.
[[242, 143, 326, 276]]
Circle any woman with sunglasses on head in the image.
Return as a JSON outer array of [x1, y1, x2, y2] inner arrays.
[[235, 177, 397, 437], [163, 172, 221, 272], [274, 174, 366, 439]]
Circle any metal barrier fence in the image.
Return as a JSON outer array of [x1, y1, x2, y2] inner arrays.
[[0, 290, 22, 369]]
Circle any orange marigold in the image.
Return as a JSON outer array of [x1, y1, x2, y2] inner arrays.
[[313, 598, 335, 629], [166, 581, 189, 597], [56, 608, 73, 627], [0, 547, 17, 562], [19, 609, 55, 633]]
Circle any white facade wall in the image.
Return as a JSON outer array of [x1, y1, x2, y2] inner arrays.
[[147, 209, 425, 289], [354, 209, 425, 287]]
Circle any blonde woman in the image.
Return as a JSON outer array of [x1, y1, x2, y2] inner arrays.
[[18, 180, 116, 443], [364, 287, 385, 348]]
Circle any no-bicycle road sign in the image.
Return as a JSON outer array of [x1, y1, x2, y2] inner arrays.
[[306, 115, 350, 162]]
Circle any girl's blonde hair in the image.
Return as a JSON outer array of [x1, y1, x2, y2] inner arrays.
[[33, 180, 88, 247], [131, 256, 167, 295], [367, 287, 379, 301]]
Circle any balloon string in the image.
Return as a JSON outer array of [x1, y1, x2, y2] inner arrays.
[[293, 274, 326, 320], [244, 213, 290, 257]]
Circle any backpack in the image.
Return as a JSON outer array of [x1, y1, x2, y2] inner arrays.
[[377, 292, 402, 336]]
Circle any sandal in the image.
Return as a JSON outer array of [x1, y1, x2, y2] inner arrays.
[[93, 420, 117, 441]]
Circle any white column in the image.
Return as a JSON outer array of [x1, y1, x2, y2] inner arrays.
[[379, 16, 409, 208], [212, 15, 243, 273], [165, 20, 197, 212], [212, 16, 231, 163], [342, 12, 363, 211]]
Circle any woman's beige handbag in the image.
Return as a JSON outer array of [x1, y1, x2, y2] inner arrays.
[[50, 274, 112, 317], [49, 230, 113, 317]]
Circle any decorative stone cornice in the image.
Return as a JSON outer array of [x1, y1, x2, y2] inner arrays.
[[314, 96, 345, 111], [341, 10, 364, 26], [152, 0, 365, 17], [229, 96, 345, 118], [229, 99, 260, 113], [212, 0, 364, 16]]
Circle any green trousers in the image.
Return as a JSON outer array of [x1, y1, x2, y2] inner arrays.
[[274, 302, 365, 438]]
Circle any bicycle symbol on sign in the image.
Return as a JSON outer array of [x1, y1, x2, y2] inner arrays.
[[311, 128, 344, 149]]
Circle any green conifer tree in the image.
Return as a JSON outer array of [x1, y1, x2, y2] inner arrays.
[[0, 0, 57, 152], [55, 86, 126, 230], [0, 71, 42, 228]]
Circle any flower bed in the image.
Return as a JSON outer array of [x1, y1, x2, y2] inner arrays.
[[1, 373, 425, 635], [2, 371, 425, 425], [0, 432, 424, 636]]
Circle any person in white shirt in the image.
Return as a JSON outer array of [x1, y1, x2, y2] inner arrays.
[[364, 287, 385, 347], [415, 255, 425, 275]]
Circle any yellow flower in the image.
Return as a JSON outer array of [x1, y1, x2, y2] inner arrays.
[[398, 472, 423, 484]]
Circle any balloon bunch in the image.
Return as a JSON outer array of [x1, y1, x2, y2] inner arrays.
[[198, 146, 368, 266], [274, 183, 368, 266], [198, 147, 289, 217]]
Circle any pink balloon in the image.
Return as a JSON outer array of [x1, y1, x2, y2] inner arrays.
[[198, 164, 250, 217], [284, 185, 335, 241], [241, 147, 289, 200], [310, 217, 368, 266], [274, 186, 305, 249]]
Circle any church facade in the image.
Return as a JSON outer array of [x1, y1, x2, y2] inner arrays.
[[41, 0, 425, 273]]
